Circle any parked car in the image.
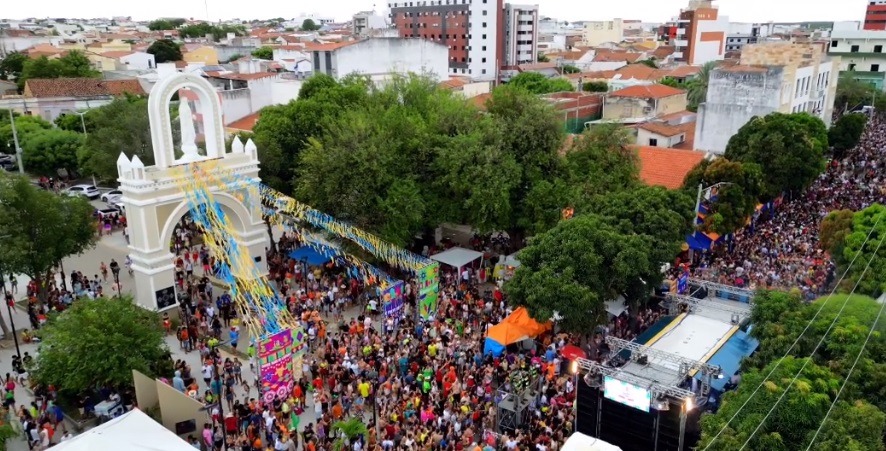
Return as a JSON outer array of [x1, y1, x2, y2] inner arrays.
[[65, 184, 101, 199], [0, 154, 17, 171], [101, 189, 123, 203]]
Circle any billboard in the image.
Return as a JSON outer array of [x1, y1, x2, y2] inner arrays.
[[417, 262, 440, 319], [380, 281, 404, 319], [258, 329, 295, 404], [603, 376, 651, 412]]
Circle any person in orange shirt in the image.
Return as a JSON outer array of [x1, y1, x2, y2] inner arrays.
[[331, 401, 343, 420]]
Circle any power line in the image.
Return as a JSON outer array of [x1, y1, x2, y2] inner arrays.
[[804, 262, 886, 451], [703, 213, 883, 449], [738, 229, 884, 450]]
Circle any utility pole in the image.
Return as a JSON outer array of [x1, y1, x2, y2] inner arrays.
[[7, 109, 24, 174]]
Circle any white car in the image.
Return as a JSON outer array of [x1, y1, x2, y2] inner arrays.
[[66, 184, 101, 199], [101, 189, 122, 202]]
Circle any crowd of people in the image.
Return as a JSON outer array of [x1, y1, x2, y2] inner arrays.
[[694, 113, 886, 298]]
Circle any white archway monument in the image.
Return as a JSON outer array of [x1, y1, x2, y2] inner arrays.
[[117, 71, 269, 311]]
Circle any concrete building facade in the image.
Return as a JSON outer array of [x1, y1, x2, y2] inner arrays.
[[829, 29, 886, 89], [695, 43, 839, 154], [388, 0, 503, 80], [310, 38, 449, 83], [672, 0, 728, 65], [582, 19, 624, 47], [503, 4, 539, 67], [864, 0, 886, 31], [353, 11, 389, 36]]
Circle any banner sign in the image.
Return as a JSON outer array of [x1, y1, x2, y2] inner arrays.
[[259, 329, 295, 404], [418, 262, 440, 319], [381, 281, 405, 319], [677, 273, 689, 295]]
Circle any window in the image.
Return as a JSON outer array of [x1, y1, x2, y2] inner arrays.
[[849, 63, 857, 70], [482, 34, 487, 39], [648, 138, 658, 146], [482, 45, 486, 51], [873, 64, 881, 72], [876, 45, 884, 53], [482, 69, 487, 74], [482, 22, 487, 27], [851, 45, 859, 52], [482, 10, 487, 15], [482, 57, 486, 62], [831, 40, 838, 47]]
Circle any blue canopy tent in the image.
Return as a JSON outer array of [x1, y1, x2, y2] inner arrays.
[[289, 246, 333, 266]]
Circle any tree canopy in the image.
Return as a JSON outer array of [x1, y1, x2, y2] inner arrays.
[[506, 72, 574, 94], [683, 61, 717, 112], [834, 73, 886, 113], [17, 51, 100, 92], [147, 18, 186, 30], [147, 39, 183, 63], [251, 46, 274, 60], [179, 23, 246, 40], [819, 209, 855, 256], [0, 174, 96, 300], [828, 112, 867, 158], [29, 296, 171, 394], [682, 158, 764, 234], [0, 52, 27, 82], [839, 204, 886, 297], [301, 19, 322, 31], [582, 81, 608, 92], [724, 112, 827, 200], [21, 128, 83, 175], [0, 114, 53, 155]]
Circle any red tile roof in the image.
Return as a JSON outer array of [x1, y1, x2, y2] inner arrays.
[[636, 146, 706, 189], [471, 93, 492, 110], [637, 119, 695, 137], [227, 112, 261, 131], [304, 41, 357, 52], [101, 50, 135, 59], [593, 52, 643, 63], [610, 84, 685, 99], [439, 77, 471, 89], [518, 62, 558, 71], [24, 78, 144, 98]]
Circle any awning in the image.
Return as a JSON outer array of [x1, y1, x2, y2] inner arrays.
[[52, 409, 196, 451], [430, 247, 483, 269], [605, 296, 627, 317], [289, 246, 333, 266]]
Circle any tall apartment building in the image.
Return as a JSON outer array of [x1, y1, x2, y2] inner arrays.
[[388, 0, 505, 80], [694, 42, 839, 154], [671, 0, 728, 65], [503, 4, 539, 66], [864, 1, 886, 31]]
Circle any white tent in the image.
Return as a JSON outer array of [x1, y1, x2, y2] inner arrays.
[[52, 409, 195, 451], [605, 296, 628, 317], [430, 247, 483, 271], [562, 432, 623, 451]]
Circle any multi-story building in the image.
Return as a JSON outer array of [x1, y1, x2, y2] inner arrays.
[[503, 4, 539, 66], [388, 0, 504, 80], [582, 19, 624, 47], [353, 11, 389, 36], [725, 23, 763, 53], [864, 0, 886, 31], [694, 42, 839, 154], [829, 29, 886, 89], [671, 0, 728, 65]]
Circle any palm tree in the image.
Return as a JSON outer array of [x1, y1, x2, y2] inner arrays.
[[331, 418, 369, 451], [686, 61, 718, 112]]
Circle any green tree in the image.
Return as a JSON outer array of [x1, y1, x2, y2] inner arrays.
[[808, 400, 886, 451], [507, 72, 573, 94], [18, 50, 100, 91], [78, 97, 169, 182], [834, 73, 886, 112], [21, 129, 83, 175], [840, 204, 886, 297], [0, 174, 97, 301], [637, 58, 658, 68], [537, 52, 549, 63], [724, 112, 827, 199], [561, 64, 580, 74], [0, 51, 27, 81], [147, 18, 185, 30], [563, 122, 639, 201], [819, 209, 855, 256], [682, 158, 764, 234], [659, 76, 682, 88], [301, 19, 321, 31], [251, 46, 274, 60], [505, 214, 659, 332], [0, 114, 53, 154], [684, 61, 716, 112], [146, 39, 183, 63], [330, 418, 368, 451], [582, 81, 608, 92], [29, 296, 170, 394], [828, 112, 867, 157], [54, 110, 94, 133]]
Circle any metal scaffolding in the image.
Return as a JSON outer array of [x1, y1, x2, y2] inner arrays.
[[574, 357, 696, 400], [666, 293, 752, 321], [605, 336, 723, 379], [687, 278, 755, 302]]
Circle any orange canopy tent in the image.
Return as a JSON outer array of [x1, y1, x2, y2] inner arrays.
[[483, 307, 552, 356]]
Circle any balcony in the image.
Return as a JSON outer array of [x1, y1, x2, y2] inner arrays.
[[676, 28, 686, 36], [518, 25, 534, 32], [675, 39, 689, 47]]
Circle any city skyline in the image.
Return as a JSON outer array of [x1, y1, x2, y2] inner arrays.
[[0, 0, 871, 25]]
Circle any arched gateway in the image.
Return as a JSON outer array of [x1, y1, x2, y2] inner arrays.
[[117, 71, 268, 310]]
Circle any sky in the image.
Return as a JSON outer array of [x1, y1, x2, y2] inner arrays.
[[0, 0, 871, 25]]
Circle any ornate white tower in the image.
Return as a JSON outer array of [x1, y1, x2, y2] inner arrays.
[[117, 71, 269, 311]]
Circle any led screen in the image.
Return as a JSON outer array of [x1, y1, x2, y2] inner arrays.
[[603, 376, 652, 412]]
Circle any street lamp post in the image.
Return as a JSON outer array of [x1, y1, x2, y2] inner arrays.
[[114, 270, 121, 298], [3, 288, 21, 360], [301, 257, 308, 292], [7, 108, 24, 174]]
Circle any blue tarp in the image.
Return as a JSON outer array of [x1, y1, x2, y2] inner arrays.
[[695, 329, 760, 391], [686, 232, 716, 251], [289, 246, 333, 266], [483, 338, 506, 357]]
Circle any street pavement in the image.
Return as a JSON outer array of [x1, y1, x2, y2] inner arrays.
[[0, 198, 375, 449]]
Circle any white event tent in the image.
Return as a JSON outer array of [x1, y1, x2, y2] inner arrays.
[[430, 247, 484, 274], [562, 432, 623, 451], [52, 409, 195, 451]]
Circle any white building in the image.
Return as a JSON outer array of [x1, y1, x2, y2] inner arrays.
[[466, 0, 502, 80], [695, 43, 839, 154], [503, 4, 539, 67], [118, 51, 156, 70], [829, 29, 886, 90], [310, 38, 449, 83], [583, 19, 624, 47], [353, 11, 389, 36]]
